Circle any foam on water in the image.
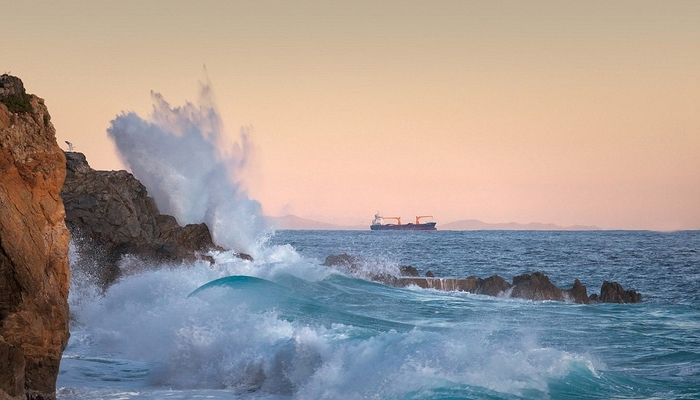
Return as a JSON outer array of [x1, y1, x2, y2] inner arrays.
[[60, 242, 613, 399]]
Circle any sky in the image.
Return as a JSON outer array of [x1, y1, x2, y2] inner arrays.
[[6, 1, 700, 230]]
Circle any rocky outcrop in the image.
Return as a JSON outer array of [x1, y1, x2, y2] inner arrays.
[[565, 279, 590, 304], [510, 272, 565, 301], [321, 253, 642, 304], [592, 281, 643, 303], [476, 275, 512, 296], [1, 74, 70, 399], [61, 151, 235, 288]]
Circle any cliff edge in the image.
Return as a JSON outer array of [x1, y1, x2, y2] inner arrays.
[[61, 151, 241, 289], [0, 74, 70, 400]]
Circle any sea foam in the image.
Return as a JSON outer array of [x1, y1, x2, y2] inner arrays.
[[62, 244, 597, 399]]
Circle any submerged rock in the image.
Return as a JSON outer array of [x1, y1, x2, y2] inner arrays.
[[1, 74, 70, 400]]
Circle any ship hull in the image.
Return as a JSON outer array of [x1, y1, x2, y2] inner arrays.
[[370, 222, 437, 231]]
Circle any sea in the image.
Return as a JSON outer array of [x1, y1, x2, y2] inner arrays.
[[57, 229, 700, 399]]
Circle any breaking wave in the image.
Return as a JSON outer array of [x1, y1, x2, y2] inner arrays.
[[107, 75, 268, 253]]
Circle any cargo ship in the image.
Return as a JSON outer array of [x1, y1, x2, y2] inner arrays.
[[370, 213, 437, 231]]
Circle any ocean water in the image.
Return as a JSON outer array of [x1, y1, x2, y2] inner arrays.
[[57, 230, 700, 399]]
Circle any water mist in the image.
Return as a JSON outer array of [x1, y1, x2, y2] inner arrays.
[[107, 77, 268, 253]]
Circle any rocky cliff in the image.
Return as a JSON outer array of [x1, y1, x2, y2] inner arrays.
[[61, 151, 232, 289], [0, 74, 70, 400]]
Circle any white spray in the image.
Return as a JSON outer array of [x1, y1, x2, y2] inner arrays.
[[107, 76, 268, 253]]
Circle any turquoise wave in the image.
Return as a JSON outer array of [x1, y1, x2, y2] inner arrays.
[[188, 275, 416, 334]]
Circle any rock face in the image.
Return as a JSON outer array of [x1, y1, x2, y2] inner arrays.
[[1, 74, 70, 400], [61, 151, 225, 288], [595, 281, 643, 303], [322, 253, 642, 304], [510, 272, 565, 301], [566, 279, 590, 304]]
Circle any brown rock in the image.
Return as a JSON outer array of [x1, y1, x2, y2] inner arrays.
[[0, 337, 25, 398], [477, 275, 512, 296], [598, 281, 642, 303], [61, 151, 226, 288], [1, 74, 70, 400], [510, 272, 564, 301], [565, 279, 590, 304]]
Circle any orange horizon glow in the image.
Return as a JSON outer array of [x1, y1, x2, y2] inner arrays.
[[6, 1, 700, 231]]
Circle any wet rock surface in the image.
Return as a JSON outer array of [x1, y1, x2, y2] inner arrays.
[[62, 151, 253, 288], [595, 280, 643, 303]]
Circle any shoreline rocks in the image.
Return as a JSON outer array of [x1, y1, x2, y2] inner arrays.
[[322, 253, 642, 304], [62, 151, 253, 289], [1, 74, 70, 400]]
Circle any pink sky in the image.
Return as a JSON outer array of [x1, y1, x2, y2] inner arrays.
[[6, 1, 700, 230]]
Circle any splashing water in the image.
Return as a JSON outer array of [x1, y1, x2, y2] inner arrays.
[[107, 77, 267, 253]]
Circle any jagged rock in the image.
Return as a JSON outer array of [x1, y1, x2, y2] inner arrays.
[[61, 151, 234, 288], [0, 74, 24, 97], [1, 75, 70, 400], [425, 270, 435, 277], [0, 74, 32, 114], [597, 281, 642, 303], [565, 279, 590, 304], [510, 272, 564, 301]]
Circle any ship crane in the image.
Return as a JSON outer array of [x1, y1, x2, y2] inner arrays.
[[383, 216, 402, 225], [416, 215, 434, 224]]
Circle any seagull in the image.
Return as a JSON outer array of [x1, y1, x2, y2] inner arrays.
[[65, 141, 74, 151]]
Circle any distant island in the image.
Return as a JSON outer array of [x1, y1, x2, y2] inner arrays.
[[440, 219, 600, 231], [267, 215, 600, 231]]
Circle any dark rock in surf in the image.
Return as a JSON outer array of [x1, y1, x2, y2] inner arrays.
[[597, 281, 642, 303], [321, 253, 641, 304], [61, 151, 252, 288], [510, 272, 564, 301], [565, 279, 590, 304], [476, 275, 512, 296]]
